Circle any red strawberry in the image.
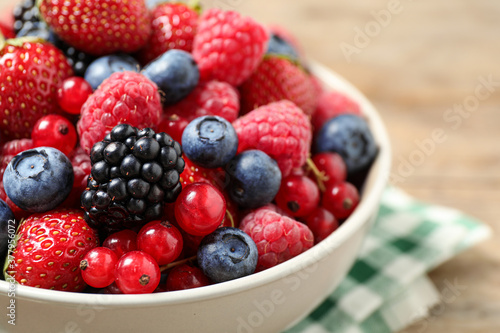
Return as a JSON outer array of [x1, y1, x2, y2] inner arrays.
[[139, 3, 199, 65], [77, 71, 162, 153], [192, 9, 269, 86], [5, 209, 99, 291], [164, 80, 240, 123], [0, 37, 73, 140], [38, 0, 151, 56], [179, 157, 212, 188], [233, 100, 312, 177], [240, 56, 319, 115]]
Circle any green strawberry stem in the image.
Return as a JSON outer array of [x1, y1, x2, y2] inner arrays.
[[188, 0, 202, 15], [160, 255, 197, 272], [263, 53, 303, 70], [306, 157, 328, 192], [1, 36, 47, 50]]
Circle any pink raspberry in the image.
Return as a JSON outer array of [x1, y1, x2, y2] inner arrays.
[[2, 138, 34, 155], [232, 100, 312, 177], [192, 9, 269, 86], [164, 80, 240, 123], [312, 91, 361, 132], [77, 71, 162, 153], [138, 2, 199, 65], [240, 204, 314, 272], [0, 138, 34, 178]]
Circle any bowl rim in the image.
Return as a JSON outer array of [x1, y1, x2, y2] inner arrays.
[[0, 61, 392, 307]]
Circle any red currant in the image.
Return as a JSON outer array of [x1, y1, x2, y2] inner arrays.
[[175, 183, 226, 236], [166, 264, 211, 291], [310, 152, 347, 188], [80, 247, 118, 288], [57, 77, 93, 115], [158, 113, 189, 144], [275, 174, 320, 217], [114, 251, 161, 294], [179, 208, 235, 257], [322, 182, 360, 220], [103, 230, 138, 258], [305, 207, 339, 243], [31, 115, 77, 156], [137, 220, 183, 266], [102, 282, 123, 294]]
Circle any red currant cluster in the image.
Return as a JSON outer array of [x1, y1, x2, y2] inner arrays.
[[81, 182, 229, 294]]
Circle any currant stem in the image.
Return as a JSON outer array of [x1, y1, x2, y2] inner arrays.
[[226, 209, 235, 228], [306, 157, 327, 192], [160, 255, 197, 272]]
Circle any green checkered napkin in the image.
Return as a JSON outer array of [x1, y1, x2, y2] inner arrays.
[[286, 187, 491, 333]]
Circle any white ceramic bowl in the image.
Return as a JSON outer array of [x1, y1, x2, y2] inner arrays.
[[0, 62, 391, 333]]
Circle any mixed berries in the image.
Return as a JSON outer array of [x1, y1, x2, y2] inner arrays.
[[0, 1, 378, 295]]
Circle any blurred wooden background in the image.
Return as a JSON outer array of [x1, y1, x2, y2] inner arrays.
[[224, 0, 500, 332], [2, 0, 500, 331]]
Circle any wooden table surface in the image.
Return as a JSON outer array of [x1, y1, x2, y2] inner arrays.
[[228, 0, 500, 331], [1, 0, 499, 331]]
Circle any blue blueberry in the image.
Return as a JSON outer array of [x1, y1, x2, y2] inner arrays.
[[0, 200, 15, 258], [84, 54, 140, 90], [266, 33, 299, 61], [141, 49, 199, 105], [316, 114, 378, 174], [145, 0, 170, 9], [197, 227, 258, 283], [225, 150, 281, 209], [3, 147, 74, 213], [182, 116, 238, 169]]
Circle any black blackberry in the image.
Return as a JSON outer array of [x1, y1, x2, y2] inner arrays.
[[81, 124, 185, 232], [12, 0, 95, 77], [13, 0, 39, 35], [50, 34, 96, 77]]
